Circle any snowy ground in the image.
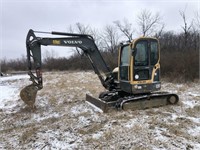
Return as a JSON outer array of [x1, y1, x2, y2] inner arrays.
[[0, 71, 200, 150]]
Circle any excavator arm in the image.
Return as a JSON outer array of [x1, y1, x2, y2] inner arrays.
[[26, 29, 116, 90], [20, 29, 116, 109]]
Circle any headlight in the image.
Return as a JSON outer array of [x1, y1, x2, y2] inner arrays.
[[135, 74, 139, 79]]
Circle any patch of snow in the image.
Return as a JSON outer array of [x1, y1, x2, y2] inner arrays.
[[0, 86, 21, 112], [0, 86, 18, 101], [176, 84, 184, 88], [70, 105, 87, 116], [70, 103, 100, 117], [78, 116, 91, 127], [36, 130, 80, 150], [187, 126, 200, 136], [124, 118, 137, 129], [188, 92, 200, 97], [0, 74, 28, 82], [171, 113, 178, 120], [154, 127, 168, 141], [0, 75, 30, 113], [188, 117, 200, 124], [193, 144, 200, 150], [182, 100, 197, 108], [0, 74, 29, 108], [92, 131, 103, 139], [33, 112, 61, 122]]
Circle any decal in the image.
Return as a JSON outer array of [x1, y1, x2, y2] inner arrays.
[[52, 40, 60, 45], [64, 40, 82, 44]]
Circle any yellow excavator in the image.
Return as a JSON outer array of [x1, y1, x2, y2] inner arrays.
[[20, 29, 179, 112]]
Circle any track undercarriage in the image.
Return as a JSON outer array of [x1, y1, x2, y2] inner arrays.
[[86, 91, 179, 113]]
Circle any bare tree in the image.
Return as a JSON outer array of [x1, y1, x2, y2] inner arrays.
[[155, 23, 165, 39], [67, 22, 102, 48], [194, 11, 200, 50], [67, 24, 74, 33], [113, 18, 135, 42], [68, 22, 91, 34], [179, 9, 193, 48], [75, 22, 91, 34], [67, 23, 93, 55], [89, 27, 103, 50], [137, 9, 164, 37], [101, 25, 119, 53], [194, 12, 200, 31]]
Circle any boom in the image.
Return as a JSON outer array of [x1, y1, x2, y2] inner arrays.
[[26, 29, 116, 91]]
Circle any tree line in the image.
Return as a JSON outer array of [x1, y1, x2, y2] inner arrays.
[[1, 9, 199, 82]]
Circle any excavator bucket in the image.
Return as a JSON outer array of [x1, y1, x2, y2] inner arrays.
[[20, 84, 38, 110]]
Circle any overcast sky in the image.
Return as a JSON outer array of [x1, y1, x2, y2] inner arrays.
[[0, 0, 199, 59]]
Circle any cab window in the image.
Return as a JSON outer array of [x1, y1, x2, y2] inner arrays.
[[150, 41, 159, 65], [121, 46, 129, 65], [135, 41, 148, 66], [120, 45, 130, 80]]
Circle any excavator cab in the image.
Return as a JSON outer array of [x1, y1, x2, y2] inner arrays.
[[119, 38, 161, 94]]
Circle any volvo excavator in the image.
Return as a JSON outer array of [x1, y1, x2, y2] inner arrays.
[[20, 29, 179, 112]]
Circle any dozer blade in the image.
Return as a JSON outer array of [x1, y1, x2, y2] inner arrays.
[[86, 94, 116, 113], [20, 84, 38, 109]]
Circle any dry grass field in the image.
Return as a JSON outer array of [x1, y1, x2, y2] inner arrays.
[[0, 71, 200, 149]]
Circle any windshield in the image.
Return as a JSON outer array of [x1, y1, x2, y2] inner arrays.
[[134, 41, 148, 66]]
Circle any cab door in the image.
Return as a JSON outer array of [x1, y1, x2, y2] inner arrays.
[[130, 38, 161, 94], [133, 40, 150, 81], [132, 39, 160, 83], [119, 44, 132, 93]]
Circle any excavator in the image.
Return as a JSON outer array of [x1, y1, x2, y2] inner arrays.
[[20, 29, 179, 112]]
